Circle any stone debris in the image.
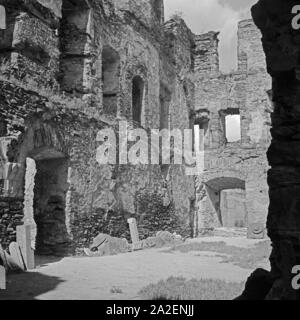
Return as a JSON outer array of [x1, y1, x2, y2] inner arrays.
[[127, 218, 140, 244], [84, 234, 130, 257], [0, 243, 25, 273], [16, 225, 35, 270], [247, 223, 266, 239], [9, 242, 26, 271], [84, 231, 183, 257]]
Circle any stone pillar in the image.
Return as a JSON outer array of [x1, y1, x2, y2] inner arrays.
[[17, 225, 35, 270], [127, 218, 139, 244], [23, 158, 37, 250], [0, 265, 5, 290]]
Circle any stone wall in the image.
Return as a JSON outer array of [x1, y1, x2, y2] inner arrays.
[[0, 197, 23, 248], [193, 19, 272, 235], [0, 0, 196, 254], [194, 31, 219, 74]]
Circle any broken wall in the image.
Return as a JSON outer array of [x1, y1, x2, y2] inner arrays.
[[194, 19, 271, 235], [0, 0, 196, 253]]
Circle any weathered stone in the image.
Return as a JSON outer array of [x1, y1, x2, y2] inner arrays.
[[0, 265, 5, 290], [8, 242, 25, 271], [193, 20, 271, 236], [87, 233, 129, 256], [0, 0, 197, 254], [127, 218, 139, 244], [16, 225, 35, 270]]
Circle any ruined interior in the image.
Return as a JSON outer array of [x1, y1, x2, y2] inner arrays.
[[0, 0, 299, 300]]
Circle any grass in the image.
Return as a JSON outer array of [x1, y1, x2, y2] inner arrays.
[[164, 240, 272, 269], [139, 276, 245, 300]]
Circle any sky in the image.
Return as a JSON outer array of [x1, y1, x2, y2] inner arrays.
[[164, 0, 257, 72]]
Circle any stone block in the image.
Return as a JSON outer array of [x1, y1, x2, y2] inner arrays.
[[17, 225, 35, 270], [127, 218, 139, 244], [9, 242, 25, 271], [0, 265, 5, 290], [247, 223, 266, 239]]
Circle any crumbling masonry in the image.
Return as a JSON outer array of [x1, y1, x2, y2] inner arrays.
[[0, 0, 271, 256], [194, 20, 272, 236]]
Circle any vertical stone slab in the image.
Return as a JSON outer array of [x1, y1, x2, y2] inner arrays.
[[127, 218, 139, 244], [17, 225, 35, 270], [0, 265, 5, 290], [9, 242, 25, 271], [23, 158, 37, 250], [0, 5, 6, 30]]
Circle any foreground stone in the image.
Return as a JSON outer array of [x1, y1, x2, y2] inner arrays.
[[0, 265, 5, 290], [84, 231, 183, 257], [245, 0, 300, 299]]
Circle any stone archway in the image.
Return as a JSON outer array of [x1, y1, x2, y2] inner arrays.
[[23, 149, 71, 256], [33, 157, 70, 256], [195, 171, 248, 234], [16, 120, 73, 256], [205, 177, 246, 228]]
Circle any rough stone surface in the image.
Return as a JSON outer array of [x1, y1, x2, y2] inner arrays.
[[193, 20, 271, 236], [0, 0, 275, 271], [0, 0, 196, 254]]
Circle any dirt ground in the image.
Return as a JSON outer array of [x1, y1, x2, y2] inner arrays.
[[0, 237, 270, 300]]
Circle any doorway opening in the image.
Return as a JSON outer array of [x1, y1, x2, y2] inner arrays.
[[24, 155, 71, 256]]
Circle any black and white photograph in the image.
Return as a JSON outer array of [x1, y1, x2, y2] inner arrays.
[[0, 0, 300, 305]]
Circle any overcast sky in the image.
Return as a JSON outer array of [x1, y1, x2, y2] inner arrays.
[[165, 0, 257, 72]]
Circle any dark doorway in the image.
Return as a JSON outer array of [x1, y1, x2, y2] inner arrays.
[[33, 158, 71, 256]]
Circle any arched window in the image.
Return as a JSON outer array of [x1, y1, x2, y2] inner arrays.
[[159, 84, 171, 130], [0, 5, 6, 30], [102, 46, 120, 115], [132, 76, 144, 125]]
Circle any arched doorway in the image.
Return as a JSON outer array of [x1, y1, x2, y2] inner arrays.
[[24, 148, 71, 256], [204, 177, 247, 228]]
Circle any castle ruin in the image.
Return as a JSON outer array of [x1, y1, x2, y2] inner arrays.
[[0, 0, 271, 256]]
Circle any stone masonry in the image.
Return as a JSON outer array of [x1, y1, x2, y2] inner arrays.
[[0, 0, 196, 255], [0, 0, 272, 256], [193, 19, 272, 235]]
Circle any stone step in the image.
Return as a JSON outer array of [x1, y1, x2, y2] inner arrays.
[[213, 227, 248, 238]]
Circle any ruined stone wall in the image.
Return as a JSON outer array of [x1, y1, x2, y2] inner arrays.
[[194, 31, 219, 74], [0, 197, 23, 248], [0, 0, 196, 253], [193, 19, 272, 235]]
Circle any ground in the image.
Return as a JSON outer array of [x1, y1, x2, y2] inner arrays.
[[0, 236, 271, 300]]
